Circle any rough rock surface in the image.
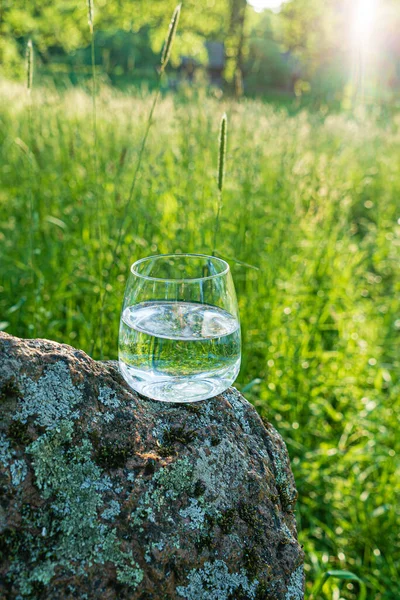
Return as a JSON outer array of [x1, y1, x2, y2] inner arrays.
[[0, 333, 304, 599]]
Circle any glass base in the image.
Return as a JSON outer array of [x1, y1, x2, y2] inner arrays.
[[119, 360, 240, 403]]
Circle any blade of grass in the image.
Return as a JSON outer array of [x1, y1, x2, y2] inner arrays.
[[310, 569, 367, 600]]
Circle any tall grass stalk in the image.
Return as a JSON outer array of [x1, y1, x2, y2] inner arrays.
[[87, 0, 96, 160], [96, 4, 181, 355], [212, 112, 227, 255], [26, 39, 36, 335], [87, 0, 104, 354], [88, 0, 98, 183]]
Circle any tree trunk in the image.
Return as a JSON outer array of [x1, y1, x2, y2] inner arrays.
[[229, 0, 247, 97]]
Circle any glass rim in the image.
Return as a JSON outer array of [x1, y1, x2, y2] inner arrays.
[[130, 253, 230, 283]]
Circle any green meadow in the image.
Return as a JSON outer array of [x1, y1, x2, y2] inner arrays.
[[0, 81, 399, 599]]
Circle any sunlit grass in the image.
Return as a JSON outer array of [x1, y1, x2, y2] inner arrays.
[[0, 81, 399, 599]]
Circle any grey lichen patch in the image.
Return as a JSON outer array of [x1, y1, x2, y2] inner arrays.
[[10, 459, 27, 486], [176, 560, 259, 600], [101, 500, 121, 521], [95, 385, 121, 423], [131, 486, 158, 528], [0, 433, 12, 466], [285, 566, 304, 600], [273, 454, 297, 511], [179, 498, 207, 531], [192, 398, 218, 427], [144, 539, 167, 563], [280, 522, 296, 544], [98, 386, 120, 409], [225, 388, 252, 435], [151, 419, 170, 441], [193, 438, 248, 508], [15, 362, 82, 429], [94, 474, 113, 493], [101, 412, 116, 423], [0, 433, 27, 487]]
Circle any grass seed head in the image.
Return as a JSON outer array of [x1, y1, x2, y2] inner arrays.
[[26, 40, 33, 94], [87, 0, 94, 33], [160, 4, 181, 73], [218, 113, 227, 193]]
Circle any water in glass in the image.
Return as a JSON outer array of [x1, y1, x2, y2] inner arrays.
[[119, 300, 240, 402]]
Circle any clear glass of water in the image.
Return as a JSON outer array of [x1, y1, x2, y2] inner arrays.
[[118, 253, 241, 403]]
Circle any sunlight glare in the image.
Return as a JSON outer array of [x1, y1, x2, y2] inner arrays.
[[353, 0, 378, 44], [248, 0, 285, 12]]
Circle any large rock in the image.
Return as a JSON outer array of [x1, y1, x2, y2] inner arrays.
[[0, 333, 304, 599]]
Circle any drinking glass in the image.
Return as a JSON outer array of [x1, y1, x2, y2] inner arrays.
[[118, 253, 241, 403]]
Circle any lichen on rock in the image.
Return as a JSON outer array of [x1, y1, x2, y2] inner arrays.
[[16, 362, 83, 429], [176, 560, 259, 600], [286, 566, 305, 600], [0, 333, 304, 599]]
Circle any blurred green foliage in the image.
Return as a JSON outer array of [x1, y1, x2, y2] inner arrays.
[[1, 0, 228, 82], [0, 81, 399, 598], [2, 0, 399, 101]]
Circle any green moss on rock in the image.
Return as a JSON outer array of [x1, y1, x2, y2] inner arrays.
[[218, 508, 236, 534], [8, 420, 33, 446], [0, 377, 20, 403]]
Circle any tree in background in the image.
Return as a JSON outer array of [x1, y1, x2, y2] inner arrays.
[[245, 9, 292, 95], [226, 0, 247, 96], [278, 0, 348, 100]]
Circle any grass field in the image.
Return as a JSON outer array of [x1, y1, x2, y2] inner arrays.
[[1, 80, 399, 599]]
